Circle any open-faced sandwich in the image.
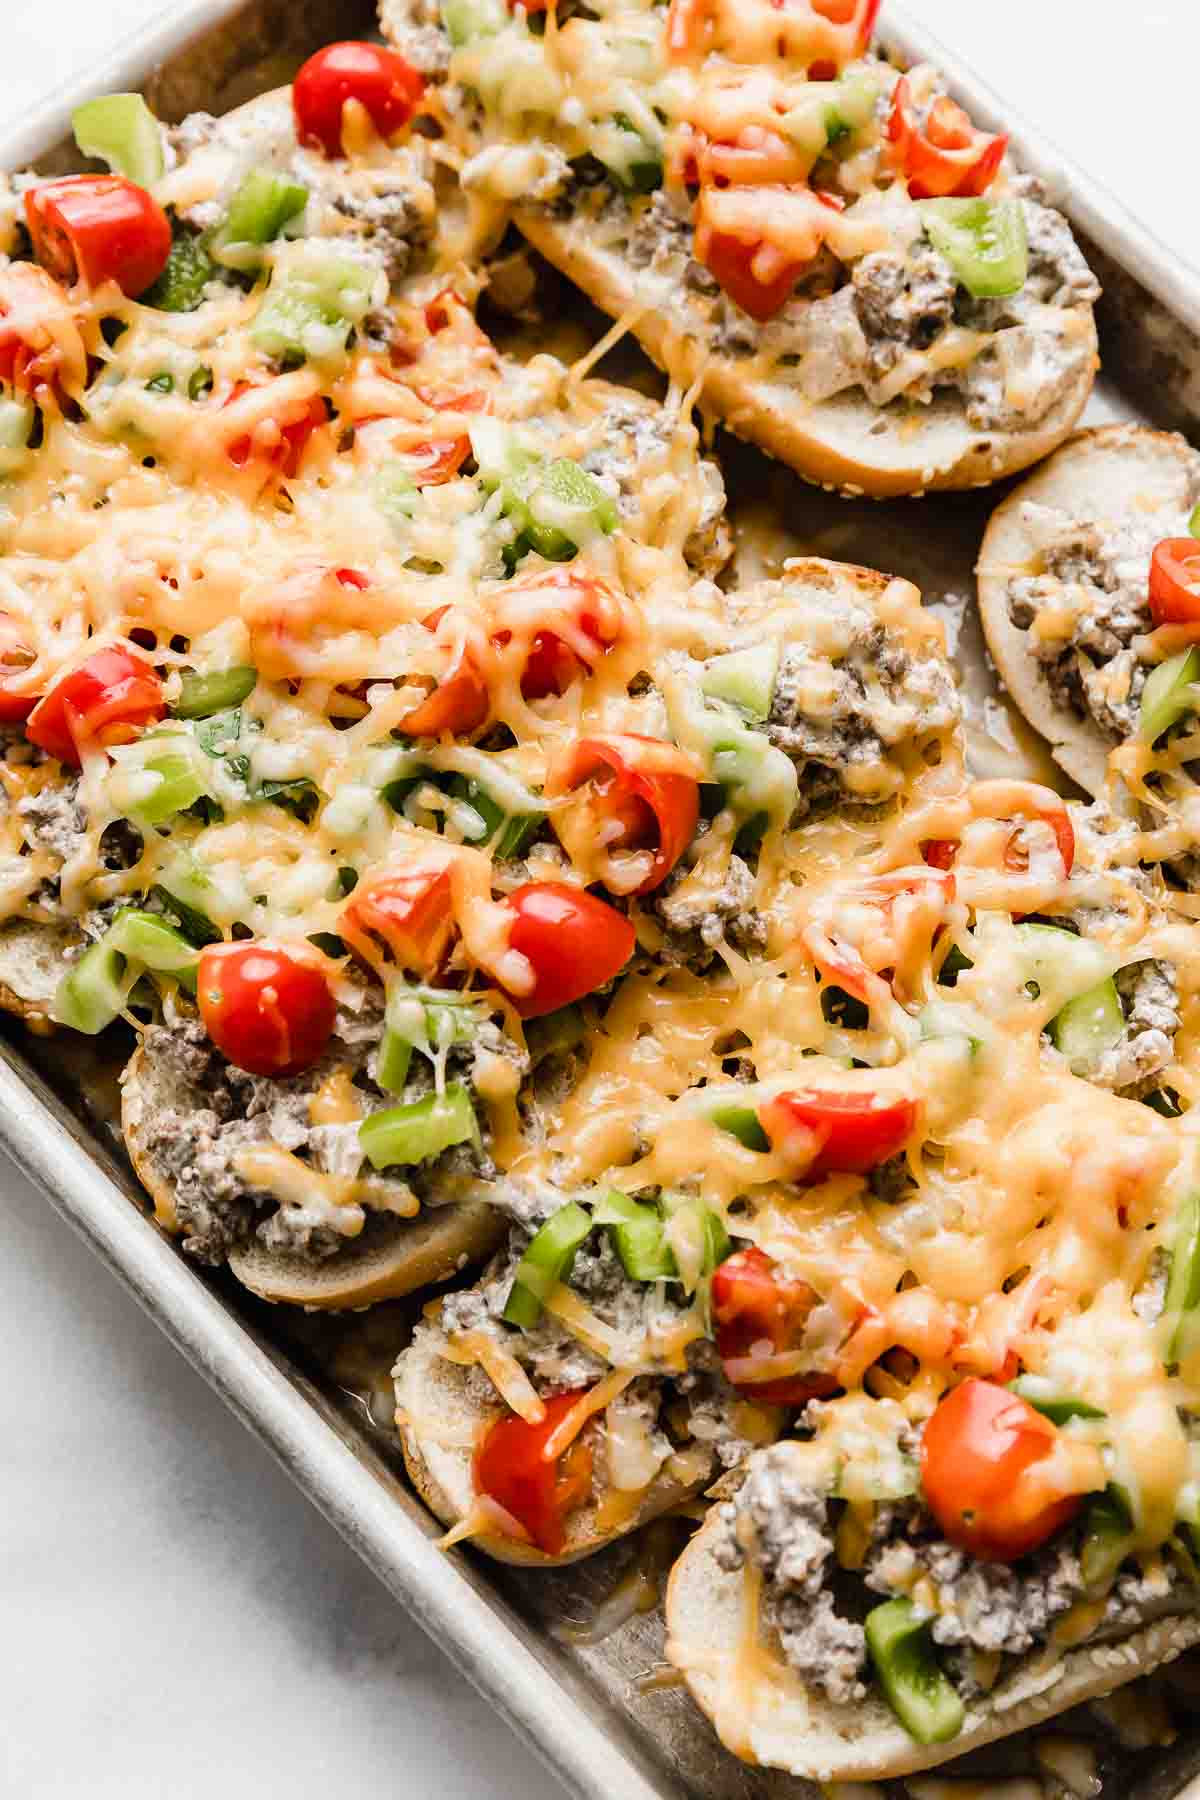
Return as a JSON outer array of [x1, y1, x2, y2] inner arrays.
[[380, 0, 1101, 496], [980, 425, 1200, 883], [661, 784, 1200, 1778]]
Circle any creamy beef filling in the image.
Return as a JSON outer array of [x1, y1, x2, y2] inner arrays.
[[139, 1004, 523, 1264]]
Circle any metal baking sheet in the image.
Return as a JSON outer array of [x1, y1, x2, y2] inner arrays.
[[4, 5, 1200, 1796]]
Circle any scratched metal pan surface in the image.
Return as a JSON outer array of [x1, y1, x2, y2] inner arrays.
[[4, 4, 1200, 1797]]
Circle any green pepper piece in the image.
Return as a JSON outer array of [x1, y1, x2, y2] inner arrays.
[[110, 910, 200, 981], [594, 1190, 677, 1282], [920, 197, 1028, 300], [1013, 923, 1116, 1020], [174, 666, 258, 720], [51, 909, 199, 1032], [1166, 1190, 1200, 1366], [864, 1599, 965, 1745], [372, 464, 420, 535], [1139, 647, 1200, 746], [701, 644, 779, 723], [254, 777, 322, 823], [1007, 1376, 1106, 1425], [1050, 975, 1124, 1073], [700, 1205, 732, 1274], [440, 0, 507, 45], [603, 114, 662, 193], [250, 246, 377, 364], [141, 220, 215, 314], [130, 751, 208, 825], [1081, 1485, 1134, 1590], [151, 884, 221, 947], [522, 457, 619, 561], [212, 168, 308, 265], [376, 1029, 413, 1096], [709, 1103, 769, 1153], [72, 93, 164, 186], [145, 373, 173, 395], [448, 774, 544, 859], [188, 365, 214, 401], [358, 1081, 478, 1172], [503, 1201, 595, 1327]]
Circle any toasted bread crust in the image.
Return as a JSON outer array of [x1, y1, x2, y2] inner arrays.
[[665, 1511, 1200, 1783], [978, 425, 1200, 793]]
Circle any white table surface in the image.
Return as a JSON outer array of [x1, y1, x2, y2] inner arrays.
[[1, 6, 1197, 1797]]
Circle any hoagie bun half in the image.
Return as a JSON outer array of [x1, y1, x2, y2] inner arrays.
[[978, 425, 1200, 794], [665, 1512, 1200, 1783], [517, 211, 1099, 502], [394, 1317, 714, 1566], [121, 1043, 503, 1308]]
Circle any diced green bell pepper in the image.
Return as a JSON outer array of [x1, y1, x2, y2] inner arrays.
[[864, 1598, 965, 1745], [1008, 1376, 1106, 1425], [358, 1081, 478, 1172], [709, 1102, 770, 1153], [1166, 1190, 1200, 1366], [1139, 648, 1200, 746], [372, 464, 420, 535], [920, 197, 1028, 300], [1014, 923, 1116, 1020], [72, 93, 164, 186], [441, 0, 507, 45], [151, 883, 221, 946], [594, 1190, 677, 1282], [1081, 1485, 1134, 1590], [250, 246, 378, 363], [448, 773, 544, 859], [141, 220, 215, 314], [174, 666, 258, 720], [503, 1200, 594, 1327], [51, 909, 199, 1033], [377, 985, 481, 1094], [701, 644, 779, 724], [1050, 975, 1124, 1073], [133, 750, 208, 825], [212, 169, 308, 267]]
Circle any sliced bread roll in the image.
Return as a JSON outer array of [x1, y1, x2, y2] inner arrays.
[[665, 1509, 1200, 1783]]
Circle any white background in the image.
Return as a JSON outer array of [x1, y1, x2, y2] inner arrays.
[[1, 5, 1196, 1796]]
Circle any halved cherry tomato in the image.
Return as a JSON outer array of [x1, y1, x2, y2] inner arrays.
[[400, 606, 490, 738], [26, 646, 164, 766], [711, 1247, 837, 1405], [497, 569, 622, 702], [922, 784, 1074, 881], [922, 839, 958, 871], [503, 883, 636, 1018], [0, 615, 38, 723], [474, 1392, 593, 1556], [888, 77, 1007, 200], [293, 42, 425, 158], [404, 389, 486, 488], [197, 939, 336, 1079], [225, 381, 327, 479], [1149, 539, 1200, 627], [546, 734, 701, 896], [0, 263, 81, 399], [698, 229, 804, 323], [25, 176, 171, 298], [921, 1379, 1085, 1562], [339, 859, 456, 980], [759, 1088, 917, 1178]]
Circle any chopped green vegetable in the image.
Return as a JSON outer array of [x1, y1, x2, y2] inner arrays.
[[212, 168, 308, 267], [937, 942, 973, 988], [594, 1190, 677, 1282], [250, 245, 378, 364], [1008, 1376, 1106, 1425], [701, 644, 779, 723], [1139, 648, 1200, 746], [440, 0, 507, 45], [72, 93, 164, 186], [132, 750, 208, 825], [1166, 1189, 1200, 1366], [188, 365, 214, 401], [174, 666, 258, 720], [524, 1004, 586, 1065], [372, 464, 420, 535], [1013, 923, 1116, 1021], [503, 1201, 594, 1327], [145, 373, 174, 395], [151, 884, 221, 946], [51, 909, 199, 1033], [1081, 1485, 1134, 1590], [141, 219, 215, 314], [358, 1081, 478, 1171], [1050, 975, 1124, 1073], [378, 985, 481, 1095], [920, 196, 1028, 299], [448, 773, 544, 859], [864, 1599, 965, 1745], [1190, 502, 1200, 540], [709, 1102, 769, 1153], [521, 456, 619, 560]]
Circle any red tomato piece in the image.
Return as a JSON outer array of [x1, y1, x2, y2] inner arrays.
[[759, 1088, 917, 1178], [710, 1247, 838, 1405], [26, 646, 164, 766], [400, 607, 490, 738], [546, 733, 701, 896], [339, 861, 457, 980], [0, 615, 38, 723], [503, 883, 636, 1018], [197, 940, 336, 1079], [1149, 539, 1200, 627], [404, 389, 487, 488], [293, 42, 426, 158], [888, 77, 1007, 200], [699, 230, 804, 323], [24, 176, 171, 298], [922, 839, 958, 871], [225, 382, 327, 479], [498, 570, 621, 702], [921, 1379, 1085, 1561], [474, 1393, 593, 1556], [812, 0, 881, 48]]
